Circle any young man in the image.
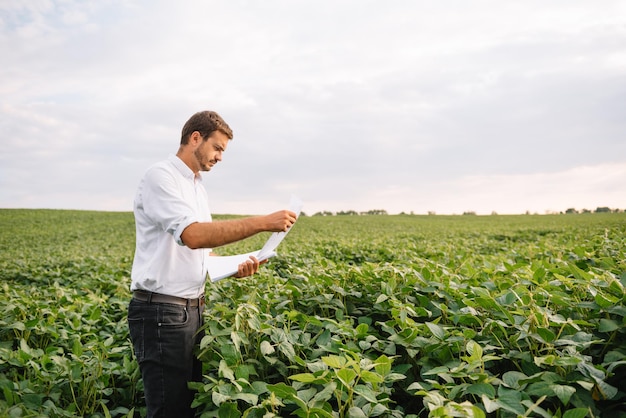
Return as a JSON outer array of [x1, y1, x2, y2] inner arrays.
[[128, 110, 297, 417]]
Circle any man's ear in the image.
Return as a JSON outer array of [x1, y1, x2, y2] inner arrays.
[[190, 131, 202, 147]]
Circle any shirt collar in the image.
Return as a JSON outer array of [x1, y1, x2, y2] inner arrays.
[[168, 154, 203, 182]]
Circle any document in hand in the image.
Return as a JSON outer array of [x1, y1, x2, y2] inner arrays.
[[207, 195, 303, 282]]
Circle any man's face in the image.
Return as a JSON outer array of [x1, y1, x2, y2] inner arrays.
[[194, 131, 229, 172]]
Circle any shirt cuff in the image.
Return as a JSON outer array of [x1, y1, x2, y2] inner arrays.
[[173, 217, 198, 246]]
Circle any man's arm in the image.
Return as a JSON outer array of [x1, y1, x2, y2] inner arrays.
[[180, 210, 297, 249]]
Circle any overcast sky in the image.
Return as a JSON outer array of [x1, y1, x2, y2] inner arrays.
[[1, 1, 625, 215]]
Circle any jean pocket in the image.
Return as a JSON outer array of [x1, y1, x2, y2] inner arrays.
[[128, 317, 145, 362], [158, 304, 189, 328]]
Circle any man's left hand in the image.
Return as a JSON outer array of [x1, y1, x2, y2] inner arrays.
[[234, 256, 263, 278]]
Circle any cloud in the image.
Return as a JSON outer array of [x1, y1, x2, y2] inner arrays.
[[0, 0, 625, 215]]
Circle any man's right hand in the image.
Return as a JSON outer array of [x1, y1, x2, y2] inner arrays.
[[265, 210, 297, 232]]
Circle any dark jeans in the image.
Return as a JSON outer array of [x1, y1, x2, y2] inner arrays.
[[128, 297, 205, 418]]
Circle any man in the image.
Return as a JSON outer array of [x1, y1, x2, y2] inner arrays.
[[128, 110, 297, 417]]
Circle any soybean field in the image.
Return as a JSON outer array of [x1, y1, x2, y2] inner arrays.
[[0, 209, 625, 417]]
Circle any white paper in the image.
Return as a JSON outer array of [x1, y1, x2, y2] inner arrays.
[[257, 195, 303, 260], [206, 250, 273, 282], [207, 195, 303, 282]]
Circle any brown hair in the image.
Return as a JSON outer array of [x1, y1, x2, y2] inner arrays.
[[180, 111, 234, 145]]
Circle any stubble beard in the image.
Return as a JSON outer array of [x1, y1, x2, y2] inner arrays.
[[194, 149, 215, 172]]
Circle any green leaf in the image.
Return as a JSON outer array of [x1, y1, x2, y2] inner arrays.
[[497, 291, 517, 305], [426, 322, 445, 340], [241, 406, 267, 418], [577, 361, 606, 381], [353, 384, 378, 403], [260, 340, 275, 355], [598, 318, 619, 332], [550, 384, 576, 405], [231, 331, 243, 353], [497, 387, 524, 415], [525, 381, 552, 398], [375, 294, 388, 304], [337, 368, 358, 386], [307, 408, 334, 418], [312, 381, 336, 404], [232, 392, 258, 405], [346, 407, 367, 418], [470, 405, 486, 418], [250, 381, 268, 396], [267, 382, 296, 398], [385, 372, 407, 382], [481, 394, 500, 413], [212, 391, 231, 406], [465, 383, 496, 398], [221, 343, 239, 363], [366, 404, 390, 416], [278, 341, 296, 361], [219, 360, 236, 381], [593, 380, 618, 400], [21, 393, 44, 409], [360, 370, 384, 384], [307, 360, 327, 373], [218, 401, 241, 418], [422, 365, 449, 376], [466, 340, 483, 361], [88, 306, 102, 321], [101, 402, 112, 418], [537, 327, 556, 343], [316, 329, 331, 347], [322, 355, 345, 369], [595, 292, 619, 308], [502, 371, 528, 389], [8, 321, 25, 331], [535, 354, 583, 367], [356, 323, 369, 337], [608, 278, 624, 295], [563, 408, 590, 418], [72, 339, 83, 356], [289, 373, 319, 383], [374, 355, 391, 376], [290, 393, 309, 411]]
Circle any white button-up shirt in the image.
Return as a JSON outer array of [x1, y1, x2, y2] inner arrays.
[[130, 155, 211, 298]]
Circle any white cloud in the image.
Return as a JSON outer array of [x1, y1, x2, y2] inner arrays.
[[0, 0, 625, 215]]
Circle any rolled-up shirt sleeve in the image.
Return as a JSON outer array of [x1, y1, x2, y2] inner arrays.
[[141, 164, 199, 246]]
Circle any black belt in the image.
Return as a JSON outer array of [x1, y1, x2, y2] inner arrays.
[[133, 290, 205, 307]]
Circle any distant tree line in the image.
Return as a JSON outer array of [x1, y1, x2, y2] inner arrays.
[[463, 207, 623, 215], [308, 207, 623, 216], [564, 207, 622, 214], [312, 209, 389, 216]]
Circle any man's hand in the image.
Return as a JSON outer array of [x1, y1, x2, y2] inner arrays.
[[266, 210, 298, 232], [234, 256, 266, 278]]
